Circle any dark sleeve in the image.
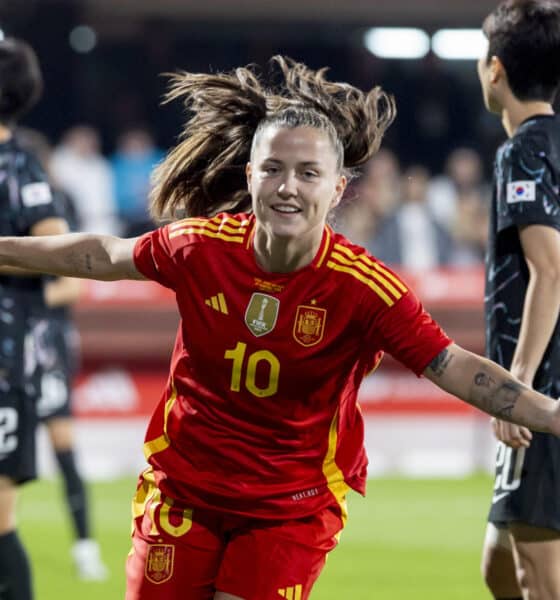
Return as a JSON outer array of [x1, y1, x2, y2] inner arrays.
[[52, 189, 79, 232], [496, 135, 560, 233], [369, 290, 453, 376], [16, 152, 58, 234], [133, 226, 178, 290]]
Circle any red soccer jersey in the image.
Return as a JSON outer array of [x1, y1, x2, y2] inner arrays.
[[133, 213, 451, 519]]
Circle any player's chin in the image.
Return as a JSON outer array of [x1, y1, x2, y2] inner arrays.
[[269, 224, 303, 240], [267, 214, 305, 236]]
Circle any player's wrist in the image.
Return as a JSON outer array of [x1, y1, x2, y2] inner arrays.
[[509, 364, 535, 386]]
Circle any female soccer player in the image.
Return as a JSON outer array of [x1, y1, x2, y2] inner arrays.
[[0, 38, 69, 600], [15, 127, 109, 581], [1, 57, 560, 600], [477, 1, 560, 598]]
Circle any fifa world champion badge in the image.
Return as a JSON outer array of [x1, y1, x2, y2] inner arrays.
[[293, 305, 326, 347], [245, 293, 280, 336], [145, 544, 174, 584]]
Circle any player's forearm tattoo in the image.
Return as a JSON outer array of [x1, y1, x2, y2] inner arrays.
[[64, 250, 95, 274], [474, 372, 495, 388], [472, 371, 521, 418], [428, 348, 453, 377]]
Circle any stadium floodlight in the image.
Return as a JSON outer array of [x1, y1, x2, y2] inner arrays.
[[431, 29, 488, 60], [364, 28, 430, 59], [69, 25, 97, 53], [0, 29, 4, 41]]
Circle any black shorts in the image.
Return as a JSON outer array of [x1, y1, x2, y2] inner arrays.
[[32, 317, 79, 422], [0, 389, 37, 485], [488, 432, 560, 531]]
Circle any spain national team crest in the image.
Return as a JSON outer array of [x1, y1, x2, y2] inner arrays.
[[245, 293, 280, 337], [145, 544, 174, 584], [293, 305, 326, 347]]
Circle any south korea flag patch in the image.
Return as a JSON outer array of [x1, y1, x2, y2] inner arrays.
[[506, 180, 536, 203], [21, 182, 52, 207]]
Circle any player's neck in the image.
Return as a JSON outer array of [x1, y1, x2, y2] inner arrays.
[[252, 228, 322, 274], [0, 124, 12, 143], [501, 99, 554, 137]]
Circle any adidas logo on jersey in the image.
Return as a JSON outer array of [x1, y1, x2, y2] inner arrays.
[[277, 584, 303, 599], [205, 293, 228, 314]]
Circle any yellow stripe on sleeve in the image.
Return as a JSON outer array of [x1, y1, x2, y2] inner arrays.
[[326, 261, 394, 306], [333, 243, 408, 294], [169, 215, 248, 235], [330, 250, 403, 300], [371, 261, 408, 293], [169, 214, 248, 229], [168, 227, 245, 243]]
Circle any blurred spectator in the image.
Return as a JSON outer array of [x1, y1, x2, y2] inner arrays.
[[111, 127, 164, 236], [51, 125, 119, 235], [370, 165, 455, 270], [336, 148, 400, 246], [448, 189, 489, 266], [428, 147, 490, 230]]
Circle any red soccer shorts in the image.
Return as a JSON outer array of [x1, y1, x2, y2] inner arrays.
[[125, 470, 346, 600]]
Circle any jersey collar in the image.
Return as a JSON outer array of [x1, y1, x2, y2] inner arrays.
[[244, 214, 334, 274]]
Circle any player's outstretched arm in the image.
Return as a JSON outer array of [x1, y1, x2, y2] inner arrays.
[[0, 232, 145, 281], [423, 343, 560, 436]]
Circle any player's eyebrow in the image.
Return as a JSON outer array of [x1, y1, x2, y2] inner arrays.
[[261, 158, 322, 167]]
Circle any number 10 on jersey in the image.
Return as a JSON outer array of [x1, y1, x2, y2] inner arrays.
[[224, 342, 280, 398]]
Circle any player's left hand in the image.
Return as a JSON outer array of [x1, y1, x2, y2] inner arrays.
[[491, 418, 532, 448]]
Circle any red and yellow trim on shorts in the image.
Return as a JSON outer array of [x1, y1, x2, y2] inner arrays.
[[128, 467, 160, 557], [129, 466, 194, 554]]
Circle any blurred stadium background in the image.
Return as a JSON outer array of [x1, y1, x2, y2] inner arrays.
[[1, 0, 532, 597]]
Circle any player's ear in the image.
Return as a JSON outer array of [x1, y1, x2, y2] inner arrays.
[[330, 174, 347, 209], [246, 162, 252, 194], [489, 55, 505, 84]]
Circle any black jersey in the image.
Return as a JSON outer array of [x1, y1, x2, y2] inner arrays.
[[0, 136, 57, 390], [485, 114, 560, 398]]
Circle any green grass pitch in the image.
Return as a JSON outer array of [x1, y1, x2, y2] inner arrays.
[[20, 475, 493, 599]]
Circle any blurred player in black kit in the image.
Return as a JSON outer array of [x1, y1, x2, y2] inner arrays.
[[0, 38, 71, 599], [477, 1, 560, 599], [16, 128, 108, 581]]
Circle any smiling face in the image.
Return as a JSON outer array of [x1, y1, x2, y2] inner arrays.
[[246, 125, 346, 250]]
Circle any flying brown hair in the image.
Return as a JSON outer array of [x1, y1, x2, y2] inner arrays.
[[150, 56, 396, 220]]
